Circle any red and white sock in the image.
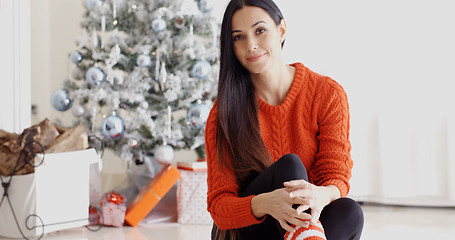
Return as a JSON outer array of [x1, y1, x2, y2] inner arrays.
[[284, 221, 326, 240]]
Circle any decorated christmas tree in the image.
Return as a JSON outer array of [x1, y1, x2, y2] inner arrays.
[[51, 0, 219, 164]]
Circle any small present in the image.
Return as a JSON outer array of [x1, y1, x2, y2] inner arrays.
[[100, 191, 127, 227], [125, 164, 180, 227], [176, 159, 207, 172], [177, 169, 213, 224]]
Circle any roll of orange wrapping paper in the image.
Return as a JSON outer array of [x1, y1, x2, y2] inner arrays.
[[125, 164, 180, 227]]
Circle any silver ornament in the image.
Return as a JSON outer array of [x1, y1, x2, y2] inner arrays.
[[86, 66, 106, 86], [198, 0, 214, 13], [187, 103, 210, 128], [101, 114, 125, 140], [51, 89, 73, 112], [151, 18, 167, 32], [136, 54, 152, 68], [70, 51, 83, 64], [191, 60, 211, 79]]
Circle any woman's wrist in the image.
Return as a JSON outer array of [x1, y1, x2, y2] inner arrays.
[[322, 185, 341, 203], [251, 193, 268, 218]]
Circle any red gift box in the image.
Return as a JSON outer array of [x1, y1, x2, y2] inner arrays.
[[100, 191, 126, 227]]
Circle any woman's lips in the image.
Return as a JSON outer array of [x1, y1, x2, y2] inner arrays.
[[247, 53, 266, 62]]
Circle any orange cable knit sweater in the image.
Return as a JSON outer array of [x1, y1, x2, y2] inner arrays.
[[204, 62, 353, 230]]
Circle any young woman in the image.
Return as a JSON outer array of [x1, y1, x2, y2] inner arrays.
[[205, 0, 364, 239]]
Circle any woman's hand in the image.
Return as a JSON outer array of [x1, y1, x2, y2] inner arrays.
[[251, 188, 312, 232], [283, 180, 340, 224]]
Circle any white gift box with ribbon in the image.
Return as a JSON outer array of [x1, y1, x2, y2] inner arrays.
[[0, 148, 100, 238], [177, 167, 213, 225]]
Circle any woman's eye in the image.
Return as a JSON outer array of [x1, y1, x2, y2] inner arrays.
[[256, 28, 266, 34], [233, 35, 243, 41]]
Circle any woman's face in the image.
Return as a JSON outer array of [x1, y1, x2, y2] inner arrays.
[[231, 6, 285, 74]]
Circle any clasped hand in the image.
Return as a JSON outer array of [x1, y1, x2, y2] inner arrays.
[[264, 180, 331, 232]]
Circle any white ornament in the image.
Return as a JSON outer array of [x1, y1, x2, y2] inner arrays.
[[71, 104, 86, 117], [151, 18, 167, 32], [128, 138, 138, 148], [159, 62, 167, 88], [198, 0, 214, 13], [137, 54, 152, 68], [154, 145, 174, 165], [140, 101, 149, 109]]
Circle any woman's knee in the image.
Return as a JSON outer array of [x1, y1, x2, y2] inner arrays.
[[325, 198, 364, 236], [275, 154, 306, 171], [272, 153, 308, 182]]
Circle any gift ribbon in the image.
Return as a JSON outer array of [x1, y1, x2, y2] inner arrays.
[[149, 190, 162, 201]]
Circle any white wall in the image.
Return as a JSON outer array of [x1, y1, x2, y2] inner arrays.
[[31, 0, 84, 126], [278, 0, 455, 205]]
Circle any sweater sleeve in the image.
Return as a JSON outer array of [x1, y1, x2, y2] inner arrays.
[[204, 104, 265, 230], [312, 77, 353, 197]]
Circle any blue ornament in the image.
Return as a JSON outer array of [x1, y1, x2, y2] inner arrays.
[[86, 66, 106, 86], [191, 60, 211, 79], [187, 103, 210, 128], [198, 0, 214, 13], [70, 51, 83, 64], [86, 0, 105, 11], [101, 114, 125, 140], [51, 89, 73, 112], [136, 54, 152, 68], [151, 18, 167, 32]]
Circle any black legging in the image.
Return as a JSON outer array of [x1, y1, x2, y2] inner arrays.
[[212, 154, 364, 240]]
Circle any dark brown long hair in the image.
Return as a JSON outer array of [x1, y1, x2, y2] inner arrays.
[[217, 0, 285, 190], [215, 0, 285, 238]]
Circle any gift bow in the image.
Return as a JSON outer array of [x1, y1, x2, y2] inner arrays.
[[106, 191, 125, 204]]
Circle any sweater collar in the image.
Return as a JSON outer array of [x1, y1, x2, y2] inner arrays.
[[257, 62, 307, 114]]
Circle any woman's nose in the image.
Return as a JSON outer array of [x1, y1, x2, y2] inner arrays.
[[247, 40, 258, 52]]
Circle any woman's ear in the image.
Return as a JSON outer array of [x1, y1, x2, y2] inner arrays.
[[279, 19, 287, 44]]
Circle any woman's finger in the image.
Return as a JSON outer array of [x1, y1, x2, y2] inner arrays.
[[290, 196, 310, 207], [284, 180, 309, 188], [311, 208, 321, 224], [286, 216, 309, 228], [289, 188, 313, 199], [279, 219, 295, 233], [296, 204, 310, 215]]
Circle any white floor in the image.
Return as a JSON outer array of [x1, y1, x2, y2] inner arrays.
[[1, 204, 455, 240]]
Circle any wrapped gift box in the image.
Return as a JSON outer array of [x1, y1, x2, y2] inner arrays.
[[125, 164, 180, 227], [177, 168, 213, 225], [101, 191, 126, 227], [177, 160, 207, 172], [0, 148, 100, 238]]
